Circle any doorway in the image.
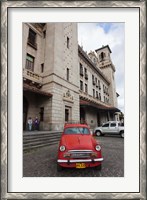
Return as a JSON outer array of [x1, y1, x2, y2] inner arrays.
[[80, 107, 85, 123], [97, 112, 101, 126], [23, 96, 28, 130], [65, 106, 71, 122]]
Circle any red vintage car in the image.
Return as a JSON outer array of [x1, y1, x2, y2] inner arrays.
[[57, 123, 103, 171]]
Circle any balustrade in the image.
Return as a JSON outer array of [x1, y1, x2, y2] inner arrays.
[[23, 68, 42, 84]]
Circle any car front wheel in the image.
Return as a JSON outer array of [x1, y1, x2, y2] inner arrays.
[[57, 164, 63, 172], [95, 131, 101, 137], [95, 164, 102, 170]]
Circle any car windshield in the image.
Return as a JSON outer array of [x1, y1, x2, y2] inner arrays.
[[64, 127, 90, 135]]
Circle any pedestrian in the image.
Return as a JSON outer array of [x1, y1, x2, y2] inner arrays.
[[27, 117, 33, 131], [34, 116, 39, 130]]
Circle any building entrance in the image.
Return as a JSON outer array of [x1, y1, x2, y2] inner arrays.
[[97, 112, 101, 126], [80, 107, 86, 123], [65, 106, 72, 123], [23, 96, 28, 130], [65, 108, 69, 122]]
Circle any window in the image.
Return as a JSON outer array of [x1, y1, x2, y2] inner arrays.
[[80, 63, 83, 76], [92, 75, 95, 85], [95, 77, 97, 86], [28, 29, 37, 49], [93, 89, 95, 98], [99, 52, 106, 61], [67, 37, 69, 48], [80, 80, 83, 91], [99, 93, 101, 100], [103, 85, 107, 94], [110, 123, 116, 127], [64, 127, 90, 135], [67, 68, 69, 81], [105, 87, 107, 94], [96, 91, 98, 99], [85, 83, 88, 93], [102, 123, 109, 127], [25, 54, 34, 71], [39, 107, 44, 121], [41, 63, 44, 73], [84, 68, 88, 79], [98, 80, 101, 89]]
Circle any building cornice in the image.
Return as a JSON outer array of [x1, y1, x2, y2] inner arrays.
[[80, 95, 120, 112], [95, 45, 112, 53]]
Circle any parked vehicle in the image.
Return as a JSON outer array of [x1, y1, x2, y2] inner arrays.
[[94, 121, 124, 138], [57, 122, 103, 171]]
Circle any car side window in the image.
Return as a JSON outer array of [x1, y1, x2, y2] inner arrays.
[[110, 123, 116, 127], [102, 123, 109, 127]]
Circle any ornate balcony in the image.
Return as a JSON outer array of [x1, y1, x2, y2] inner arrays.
[[23, 68, 43, 88]]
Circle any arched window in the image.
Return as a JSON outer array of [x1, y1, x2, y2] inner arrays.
[[99, 52, 106, 61]]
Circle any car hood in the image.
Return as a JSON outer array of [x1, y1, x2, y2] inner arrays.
[[61, 134, 96, 150]]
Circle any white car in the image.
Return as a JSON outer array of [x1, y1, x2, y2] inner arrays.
[[94, 121, 124, 138]]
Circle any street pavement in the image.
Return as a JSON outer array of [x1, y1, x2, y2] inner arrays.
[[23, 135, 124, 177]]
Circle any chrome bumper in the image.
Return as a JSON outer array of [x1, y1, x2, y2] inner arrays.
[[57, 158, 103, 163]]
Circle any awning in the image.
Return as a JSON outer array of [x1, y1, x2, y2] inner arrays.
[[23, 83, 52, 97], [80, 98, 120, 112]]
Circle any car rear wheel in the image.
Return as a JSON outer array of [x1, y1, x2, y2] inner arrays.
[[57, 164, 63, 172], [120, 131, 124, 138], [95, 131, 101, 137]]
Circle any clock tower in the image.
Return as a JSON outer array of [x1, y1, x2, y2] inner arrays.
[[95, 45, 117, 107]]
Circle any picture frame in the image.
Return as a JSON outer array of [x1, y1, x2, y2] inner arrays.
[[1, 0, 146, 199]]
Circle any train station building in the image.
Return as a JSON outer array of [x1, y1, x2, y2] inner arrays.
[[23, 23, 120, 131]]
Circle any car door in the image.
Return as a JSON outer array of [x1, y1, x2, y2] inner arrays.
[[101, 122, 110, 133], [109, 122, 118, 134]]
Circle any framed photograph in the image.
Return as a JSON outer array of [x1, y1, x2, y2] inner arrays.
[[1, 0, 146, 199]]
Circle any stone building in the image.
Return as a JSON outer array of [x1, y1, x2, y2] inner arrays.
[[23, 22, 120, 131]]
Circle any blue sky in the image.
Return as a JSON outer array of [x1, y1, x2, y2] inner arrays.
[[78, 23, 125, 113], [97, 23, 114, 33]]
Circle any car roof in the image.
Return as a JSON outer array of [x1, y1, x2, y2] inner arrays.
[[64, 123, 89, 128]]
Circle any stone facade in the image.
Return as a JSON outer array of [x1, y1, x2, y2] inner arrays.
[[23, 23, 119, 131]]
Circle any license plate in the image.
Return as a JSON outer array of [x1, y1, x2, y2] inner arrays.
[[76, 163, 86, 168]]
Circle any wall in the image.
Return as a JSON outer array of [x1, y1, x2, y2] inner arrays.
[[42, 23, 79, 130]]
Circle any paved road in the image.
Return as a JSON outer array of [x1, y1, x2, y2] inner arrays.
[[23, 135, 124, 177]]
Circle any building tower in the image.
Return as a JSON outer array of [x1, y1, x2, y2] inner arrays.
[[95, 45, 117, 107]]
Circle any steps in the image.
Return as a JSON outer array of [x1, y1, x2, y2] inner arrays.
[[23, 131, 62, 151]]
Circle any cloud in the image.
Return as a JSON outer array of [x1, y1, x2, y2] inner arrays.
[[78, 23, 125, 113]]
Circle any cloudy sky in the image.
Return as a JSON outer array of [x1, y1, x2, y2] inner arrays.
[[78, 23, 125, 113]]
